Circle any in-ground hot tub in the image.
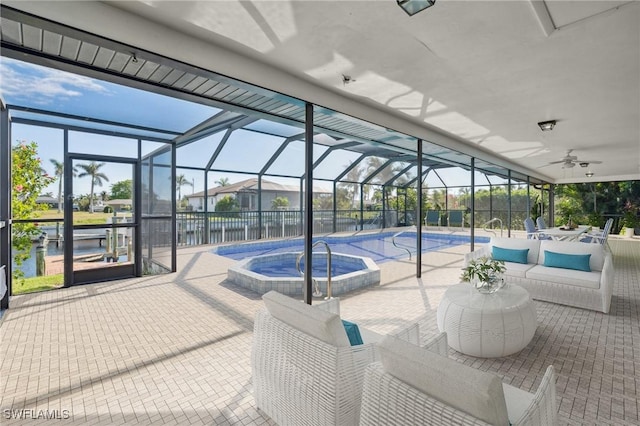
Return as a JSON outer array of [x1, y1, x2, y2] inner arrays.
[[228, 252, 380, 296]]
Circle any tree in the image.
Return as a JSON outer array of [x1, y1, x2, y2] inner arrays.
[[77, 161, 109, 213], [338, 161, 364, 208], [50, 159, 77, 213], [215, 177, 230, 187], [13, 142, 54, 283], [215, 195, 239, 214], [271, 196, 289, 210], [110, 179, 132, 200], [175, 174, 193, 202]]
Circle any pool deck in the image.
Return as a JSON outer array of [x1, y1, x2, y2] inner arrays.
[[1, 230, 639, 424]]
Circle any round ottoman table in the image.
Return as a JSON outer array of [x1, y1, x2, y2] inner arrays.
[[437, 283, 537, 358]]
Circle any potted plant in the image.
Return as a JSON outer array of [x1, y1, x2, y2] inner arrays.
[[461, 256, 507, 294], [621, 202, 638, 238]]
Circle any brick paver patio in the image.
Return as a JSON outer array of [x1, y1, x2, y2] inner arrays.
[[1, 235, 638, 424]]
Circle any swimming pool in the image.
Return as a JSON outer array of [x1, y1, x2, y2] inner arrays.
[[212, 231, 488, 263]]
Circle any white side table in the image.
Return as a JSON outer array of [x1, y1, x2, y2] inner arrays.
[[437, 283, 537, 358]]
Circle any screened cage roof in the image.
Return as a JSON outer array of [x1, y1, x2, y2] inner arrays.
[[1, 5, 548, 189]]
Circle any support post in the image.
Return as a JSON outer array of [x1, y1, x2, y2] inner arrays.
[[1, 104, 11, 307], [332, 181, 337, 233], [416, 139, 423, 278], [303, 103, 314, 305], [258, 175, 263, 239], [470, 158, 475, 252], [507, 170, 512, 237], [360, 184, 364, 231]]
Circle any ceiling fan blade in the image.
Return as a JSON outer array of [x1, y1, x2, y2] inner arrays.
[[547, 160, 567, 165]]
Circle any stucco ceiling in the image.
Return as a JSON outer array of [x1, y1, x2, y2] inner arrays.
[[6, 1, 640, 183]]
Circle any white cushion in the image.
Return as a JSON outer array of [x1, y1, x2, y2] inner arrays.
[[526, 265, 601, 289], [503, 383, 535, 423], [378, 334, 509, 425], [490, 237, 540, 265], [503, 261, 537, 278], [538, 240, 605, 271], [262, 291, 350, 347]]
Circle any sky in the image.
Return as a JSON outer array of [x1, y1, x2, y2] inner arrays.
[[1, 56, 482, 201]]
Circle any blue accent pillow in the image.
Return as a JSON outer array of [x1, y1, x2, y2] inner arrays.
[[543, 250, 591, 272], [342, 320, 363, 346], [492, 246, 529, 264]]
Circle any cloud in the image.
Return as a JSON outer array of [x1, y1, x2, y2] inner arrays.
[[0, 58, 109, 105]]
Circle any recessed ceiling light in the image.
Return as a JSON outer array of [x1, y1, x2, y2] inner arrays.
[[586, 172, 594, 178], [537, 120, 556, 131], [397, 0, 436, 16]]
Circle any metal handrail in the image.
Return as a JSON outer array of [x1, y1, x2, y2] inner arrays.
[[392, 226, 416, 260], [482, 218, 503, 237], [296, 240, 333, 299]]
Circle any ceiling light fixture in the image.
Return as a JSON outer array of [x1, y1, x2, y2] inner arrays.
[[579, 162, 589, 168], [537, 120, 556, 131], [586, 172, 594, 178], [342, 74, 356, 85], [397, 0, 436, 16]]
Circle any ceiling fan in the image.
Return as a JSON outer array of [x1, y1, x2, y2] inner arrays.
[[543, 149, 603, 169]]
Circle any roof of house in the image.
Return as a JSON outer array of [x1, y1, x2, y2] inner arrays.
[[187, 178, 331, 199]]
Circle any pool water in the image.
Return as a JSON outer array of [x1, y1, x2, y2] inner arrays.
[[213, 231, 489, 264], [249, 258, 362, 278]]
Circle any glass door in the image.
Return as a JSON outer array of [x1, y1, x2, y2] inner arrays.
[[64, 154, 140, 286]]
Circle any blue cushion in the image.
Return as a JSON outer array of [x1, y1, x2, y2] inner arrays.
[[341, 320, 363, 346], [492, 246, 529, 264], [543, 250, 591, 272]]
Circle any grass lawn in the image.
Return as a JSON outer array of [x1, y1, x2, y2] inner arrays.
[[37, 210, 131, 225], [13, 274, 64, 295]]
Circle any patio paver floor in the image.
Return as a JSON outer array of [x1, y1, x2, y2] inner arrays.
[[1, 236, 638, 424]]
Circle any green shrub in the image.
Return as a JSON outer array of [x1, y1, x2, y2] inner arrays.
[[103, 206, 114, 213]]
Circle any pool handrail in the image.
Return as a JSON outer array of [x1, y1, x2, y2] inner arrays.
[[482, 218, 503, 238], [296, 240, 333, 299], [392, 227, 415, 260]]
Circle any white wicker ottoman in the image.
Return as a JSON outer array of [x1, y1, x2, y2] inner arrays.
[[437, 283, 537, 358]]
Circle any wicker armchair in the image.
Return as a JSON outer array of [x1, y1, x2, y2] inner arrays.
[[359, 333, 557, 426], [252, 291, 419, 426]]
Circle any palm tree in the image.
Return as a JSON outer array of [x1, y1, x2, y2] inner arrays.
[[77, 162, 109, 213], [175, 174, 193, 202], [50, 159, 77, 213], [343, 162, 364, 208], [215, 177, 230, 187]]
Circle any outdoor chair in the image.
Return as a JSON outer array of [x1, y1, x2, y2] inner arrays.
[[448, 210, 465, 231], [580, 218, 614, 248], [525, 217, 550, 240], [425, 210, 441, 229], [251, 291, 419, 426], [536, 216, 547, 230], [359, 333, 557, 426]]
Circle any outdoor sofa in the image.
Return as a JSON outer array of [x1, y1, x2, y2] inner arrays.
[[465, 237, 613, 313]]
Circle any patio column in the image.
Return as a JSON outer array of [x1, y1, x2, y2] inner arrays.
[[303, 103, 314, 305], [360, 184, 364, 231], [258, 176, 262, 239], [416, 139, 423, 278], [332, 181, 337, 233], [526, 176, 531, 218], [470, 158, 475, 252], [507, 170, 512, 237], [1, 103, 10, 309], [382, 185, 386, 229], [204, 172, 210, 244]]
